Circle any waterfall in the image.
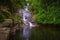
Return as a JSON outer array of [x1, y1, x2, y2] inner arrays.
[[19, 3, 35, 40]]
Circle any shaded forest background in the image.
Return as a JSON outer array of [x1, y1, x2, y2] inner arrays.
[[0, 0, 60, 24]]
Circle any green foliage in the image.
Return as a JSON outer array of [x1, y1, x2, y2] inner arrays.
[[0, 11, 12, 22], [29, 0, 60, 24], [0, 0, 60, 24], [16, 0, 26, 8], [15, 16, 21, 23], [0, 0, 25, 22]]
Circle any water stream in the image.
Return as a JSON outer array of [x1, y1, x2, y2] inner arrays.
[[19, 3, 35, 40]]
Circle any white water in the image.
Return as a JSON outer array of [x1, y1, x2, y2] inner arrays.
[[19, 3, 35, 40]]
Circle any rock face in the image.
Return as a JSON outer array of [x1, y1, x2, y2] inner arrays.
[[0, 28, 10, 40], [0, 19, 12, 27], [0, 19, 12, 40]]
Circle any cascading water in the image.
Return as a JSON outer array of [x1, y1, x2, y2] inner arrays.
[[19, 3, 35, 40]]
